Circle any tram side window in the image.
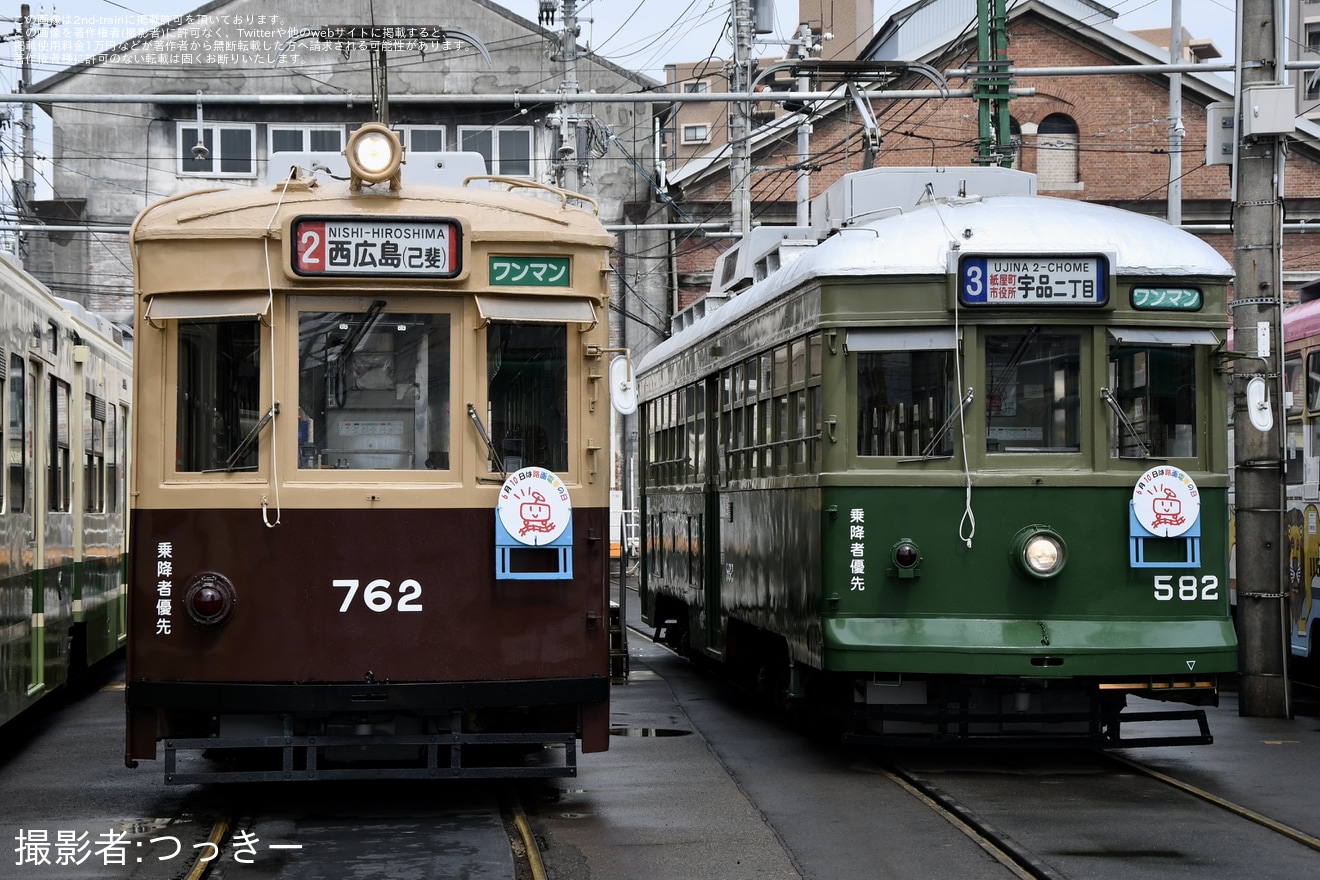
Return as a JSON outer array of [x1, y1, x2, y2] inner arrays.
[[688, 383, 706, 484], [721, 359, 758, 480], [0, 365, 4, 512], [106, 405, 120, 513], [8, 355, 24, 512], [176, 319, 262, 472], [84, 395, 105, 513], [1108, 344, 1197, 458], [1285, 353, 1305, 485], [795, 335, 823, 470], [857, 349, 955, 457], [48, 377, 70, 511], [1307, 351, 1320, 486], [487, 322, 567, 473], [986, 332, 1080, 453], [298, 311, 452, 470]]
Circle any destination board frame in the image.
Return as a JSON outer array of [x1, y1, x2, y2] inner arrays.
[[957, 254, 1109, 307], [291, 215, 463, 279]]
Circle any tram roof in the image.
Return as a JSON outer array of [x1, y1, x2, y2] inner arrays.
[[639, 194, 1232, 374], [1285, 296, 1320, 344], [130, 177, 613, 247]]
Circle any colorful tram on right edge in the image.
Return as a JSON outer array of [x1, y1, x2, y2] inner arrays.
[[637, 167, 1237, 747], [1281, 296, 1320, 662]]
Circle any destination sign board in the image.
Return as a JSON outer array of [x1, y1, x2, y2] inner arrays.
[[958, 255, 1108, 306], [292, 216, 461, 278]]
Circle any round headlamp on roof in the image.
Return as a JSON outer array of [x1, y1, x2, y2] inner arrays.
[[345, 122, 404, 189]]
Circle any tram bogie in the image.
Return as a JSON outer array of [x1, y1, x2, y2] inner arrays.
[[126, 125, 614, 781], [638, 167, 1236, 747]]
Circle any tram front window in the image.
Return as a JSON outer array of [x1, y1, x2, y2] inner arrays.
[[856, 350, 955, 457], [176, 319, 262, 472], [486, 322, 567, 472], [297, 309, 452, 470], [985, 331, 1081, 453], [1108, 344, 1197, 458]]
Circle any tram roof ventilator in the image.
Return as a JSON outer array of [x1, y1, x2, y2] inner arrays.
[[672, 167, 1039, 335], [809, 166, 1037, 238]]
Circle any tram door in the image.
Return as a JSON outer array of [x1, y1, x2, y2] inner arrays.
[[703, 374, 724, 657], [20, 359, 41, 694]]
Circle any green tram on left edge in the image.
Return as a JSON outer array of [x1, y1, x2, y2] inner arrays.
[[637, 166, 1235, 747], [0, 253, 131, 731]]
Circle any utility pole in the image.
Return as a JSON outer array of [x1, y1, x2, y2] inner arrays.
[[728, 0, 754, 235], [1167, 0, 1183, 226], [1, 3, 50, 255], [556, 0, 583, 192], [794, 23, 812, 226], [973, 0, 1012, 167], [1233, 0, 1290, 718]]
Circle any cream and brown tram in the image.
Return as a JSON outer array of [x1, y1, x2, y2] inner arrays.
[[126, 125, 616, 781]]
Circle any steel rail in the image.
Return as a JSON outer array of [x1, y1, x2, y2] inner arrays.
[[1104, 752, 1320, 853], [876, 761, 1060, 880]]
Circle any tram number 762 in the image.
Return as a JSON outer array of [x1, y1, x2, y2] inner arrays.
[[1152, 574, 1219, 602], [333, 578, 424, 612]]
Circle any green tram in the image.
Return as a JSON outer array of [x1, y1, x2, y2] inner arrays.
[[0, 252, 131, 730], [636, 167, 1237, 746]]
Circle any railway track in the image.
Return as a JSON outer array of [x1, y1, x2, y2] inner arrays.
[[167, 783, 547, 880], [876, 750, 1320, 879]]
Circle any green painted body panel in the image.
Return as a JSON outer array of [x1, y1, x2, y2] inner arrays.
[[820, 483, 1234, 676], [643, 482, 1235, 680], [75, 555, 128, 667], [824, 618, 1237, 675]]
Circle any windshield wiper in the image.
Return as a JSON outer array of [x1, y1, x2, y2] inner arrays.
[[1100, 387, 1162, 460], [901, 387, 974, 463], [208, 401, 279, 473], [467, 402, 506, 480]]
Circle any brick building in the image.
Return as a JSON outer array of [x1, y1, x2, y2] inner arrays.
[[662, 0, 1320, 315]]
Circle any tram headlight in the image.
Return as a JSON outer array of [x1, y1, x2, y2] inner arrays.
[[1010, 526, 1067, 580], [183, 571, 237, 629], [345, 122, 403, 189]]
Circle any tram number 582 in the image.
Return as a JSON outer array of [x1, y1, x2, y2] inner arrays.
[[1153, 574, 1219, 602], [333, 578, 424, 612]]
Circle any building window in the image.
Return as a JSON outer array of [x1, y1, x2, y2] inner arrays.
[[682, 124, 711, 144], [269, 125, 344, 155], [684, 81, 710, 93], [1037, 113, 1080, 190], [1307, 23, 1320, 100], [179, 124, 257, 177], [458, 126, 533, 177], [398, 126, 447, 154]]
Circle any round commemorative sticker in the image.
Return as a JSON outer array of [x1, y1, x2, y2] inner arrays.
[[1131, 465, 1200, 538], [497, 467, 573, 546]]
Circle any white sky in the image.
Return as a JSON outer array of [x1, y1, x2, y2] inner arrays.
[[7, 0, 1240, 84]]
